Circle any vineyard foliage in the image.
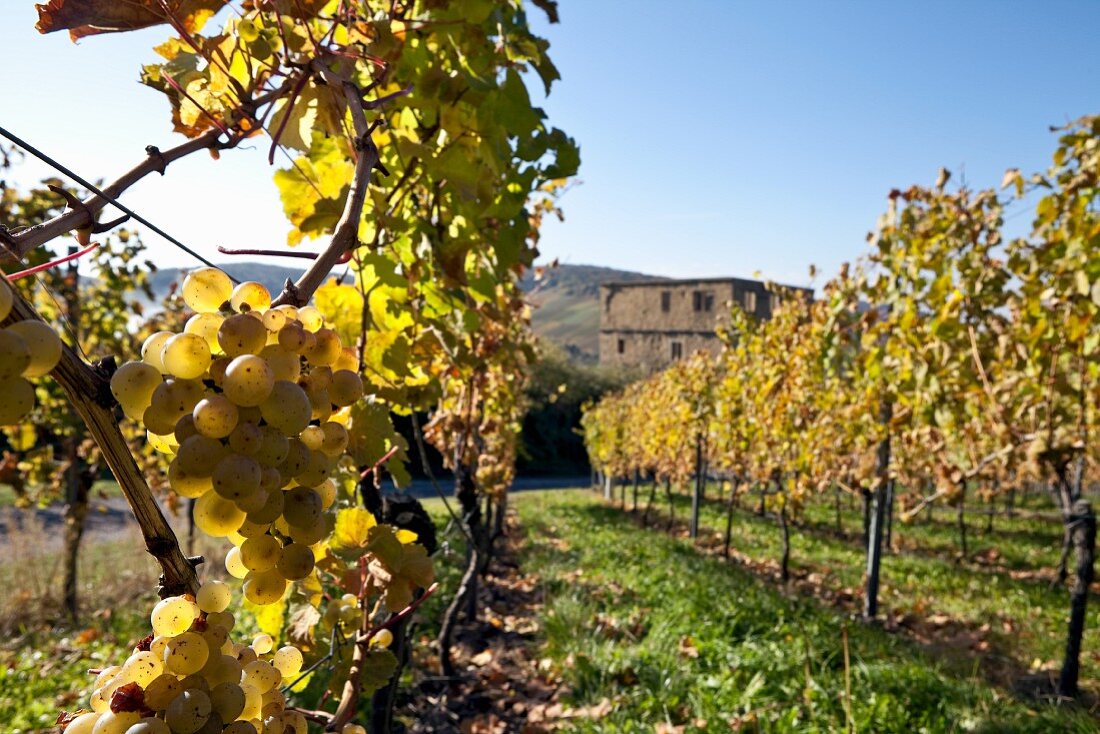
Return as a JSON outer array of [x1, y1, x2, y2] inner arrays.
[[582, 115, 1100, 696], [0, 0, 577, 731]]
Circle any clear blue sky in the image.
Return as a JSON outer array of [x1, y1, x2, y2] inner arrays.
[[1, 2, 1098, 287]]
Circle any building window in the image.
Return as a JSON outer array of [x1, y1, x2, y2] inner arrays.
[[768, 292, 778, 312], [692, 290, 714, 312], [661, 291, 671, 312], [671, 341, 683, 360], [617, 338, 625, 354], [744, 291, 756, 312]]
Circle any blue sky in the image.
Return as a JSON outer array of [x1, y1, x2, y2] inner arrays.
[[1, 2, 1098, 287]]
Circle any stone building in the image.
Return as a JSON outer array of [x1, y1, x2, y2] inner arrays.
[[598, 277, 811, 371]]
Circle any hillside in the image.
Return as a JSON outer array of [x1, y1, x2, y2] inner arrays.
[[144, 261, 655, 362], [520, 263, 664, 361]]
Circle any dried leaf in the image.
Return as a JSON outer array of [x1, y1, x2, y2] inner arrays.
[[36, 0, 226, 41]]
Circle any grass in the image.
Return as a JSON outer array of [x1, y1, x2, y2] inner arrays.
[[612, 480, 1100, 692], [514, 489, 1097, 732]]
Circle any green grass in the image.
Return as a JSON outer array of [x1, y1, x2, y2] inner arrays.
[[613, 480, 1100, 692], [514, 490, 1096, 733]]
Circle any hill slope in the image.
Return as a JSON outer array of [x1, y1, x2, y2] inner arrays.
[[521, 264, 664, 361]]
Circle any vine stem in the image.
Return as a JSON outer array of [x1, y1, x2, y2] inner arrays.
[[1, 285, 199, 596], [6, 242, 99, 280]]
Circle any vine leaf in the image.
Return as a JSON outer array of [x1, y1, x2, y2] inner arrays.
[[35, 0, 226, 40]]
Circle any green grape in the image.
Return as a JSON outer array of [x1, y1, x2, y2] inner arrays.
[[259, 344, 300, 382], [193, 395, 239, 439], [297, 305, 323, 331], [299, 425, 324, 451], [7, 320, 62, 377], [329, 369, 364, 407], [0, 329, 31, 380], [282, 486, 322, 528], [230, 281, 271, 313], [255, 427, 290, 467], [303, 327, 342, 366], [184, 312, 224, 353], [212, 454, 261, 502], [209, 681, 246, 722], [196, 579, 232, 613], [90, 710, 141, 734], [225, 546, 249, 579], [275, 542, 314, 580], [183, 267, 233, 313], [194, 491, 246, 537], [176, 435, 228, 476], [0, 278, 12, 321], [143, 673, 182, 710], [251, 634, 273, 655], [218, 313, 267, 357], [259, 381, 311, 435], [223, 355, 275, 407], [271, 645, 303, 677], [243, 569, 287, 605], [123, 717, 170, 734], [161, 333, 212, 381], [0, 377, 35, 425], [150, 595, 198, 637], [141, 331, 174, 373], [372, 628, 394, 649], [228, 421, 263, 455], [109, 360, 162, 424], [240, 534, 282, 572], [120, 649, 163, 687], [167, 460, 213, 499], [242, 659, 281, 693], [64, 712, 100, 734], [165, 689, 212, 734], [320, 421, 349, 456], [164, 632, 210, 675]]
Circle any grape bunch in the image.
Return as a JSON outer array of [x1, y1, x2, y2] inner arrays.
[[59, 582, 308, 734], [109, 268, 366, 606], [0, 277, 63, 424]]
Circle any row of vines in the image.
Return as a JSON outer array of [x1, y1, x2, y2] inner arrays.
[[0, 1, 575, 732], [582, 115, 1100, 700]]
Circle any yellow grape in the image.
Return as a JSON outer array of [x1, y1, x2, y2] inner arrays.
[[122, 718, 170, 734], [7, 320, 62, 377], [141, 331, 174, 373], [0, 377, 35, 425], [89, 710, 140, 733], [65, 712, 101, 733], [320, 421, 349, 456], [251, 633, 273, 655], [299, 425, 324, 451], [259, 344, 300, 382], [295, 449, 334, 488], [164, 632, 210, 675], [120, 650, 163, 687], [297, 305, 323, 331], [246, 484, 284, 524], [255, 427, 290, 467], [0, 329, 31, 380], [185, 312, 224, 353], [329, 369, 364, 407], [239, 534, 282, 572], [183, 267, 233, 313], [342, 725, 367, 734], [223, 355, 275, 407], [242, 659, 281, 693], [175, 435, 228, 475], [333, 347, 359, 372], [260, 308, 287, 332], [275, 542, 314, 580], [230, 281, 271, 313], [259, 381, 312, 435], [174, 413, 199, 443], [161, 332, 212, 380], [272, 645, 303, 677], [316, 478, 337, 510], [243, 568, 287, 605], [303, 327, 341, 366], [196, 579, 232, 613], [165, 688, 212, 734], [150, 595, 198, 637], [193, 395, 239, 439], [218, 313, 267, 357], [168, 460, 212, 498], [143, 673, 183, 710], [228, 421, 263, 455], [212, 453, 262, 502], [194, 491, 246, 537], [225, 546, 249, 579], [372, 629, 394, 649], [209, 681, 246, 722]]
